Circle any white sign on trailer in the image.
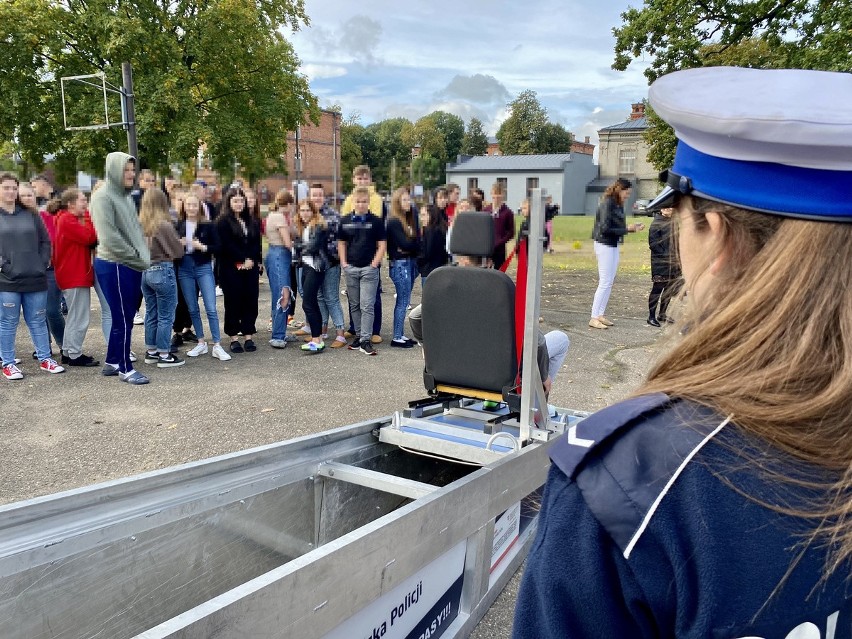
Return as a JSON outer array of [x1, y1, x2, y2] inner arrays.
[[324, 541, 466, 639]]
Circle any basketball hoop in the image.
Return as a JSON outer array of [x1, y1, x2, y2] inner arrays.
[[60, 72, 126, 131]]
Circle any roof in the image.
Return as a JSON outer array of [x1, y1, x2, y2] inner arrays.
[[447, 153, 575, 173], [599, 117, 648, 132]]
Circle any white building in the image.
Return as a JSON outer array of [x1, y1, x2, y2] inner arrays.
[[445, 153, 597, 215]]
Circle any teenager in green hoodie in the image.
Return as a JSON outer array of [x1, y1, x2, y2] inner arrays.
[[90, 152, 151, 385]]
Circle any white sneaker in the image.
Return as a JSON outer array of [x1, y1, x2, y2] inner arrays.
[[215, 286, 223, 297], [211, 343, 231, 361], [133, 312, 144, 325], [129, 350, 137, 362], [187, 342, 209, 357]]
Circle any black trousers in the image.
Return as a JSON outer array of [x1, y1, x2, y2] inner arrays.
[[220, 266, 259, 337], [648, 278, 680, 319], [301, 265, 325, 339]]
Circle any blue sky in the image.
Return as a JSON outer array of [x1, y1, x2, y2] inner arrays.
[[287, 0, 652, 152]]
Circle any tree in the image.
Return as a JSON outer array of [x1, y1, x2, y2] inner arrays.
[[461, 117, 488, 156], [642, 102, 678, 173], [614, 2, 851, 172], [496, 90, 548, 155], [364, 118, 411, 191], [339, 120, 364, 193], [535, 122, 573, 154], [422, 111, 464, 162], [0, 0, 318, 181]]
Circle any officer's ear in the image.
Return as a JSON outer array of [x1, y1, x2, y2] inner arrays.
[[705, 211, 730, 276]]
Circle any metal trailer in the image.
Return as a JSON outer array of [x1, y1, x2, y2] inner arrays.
[[0, 191, 584, 639]]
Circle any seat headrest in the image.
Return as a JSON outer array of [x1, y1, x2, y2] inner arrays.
[[449, 212, 494, 257]]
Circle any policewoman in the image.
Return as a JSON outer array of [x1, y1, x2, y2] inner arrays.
[[513, 67, 852, 638]]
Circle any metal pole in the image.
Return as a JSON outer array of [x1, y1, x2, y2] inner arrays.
[[332, 113, 338, 207], [121, 63, 138, 164], [519, 188, 549, 443], [294, 125, 301, 205]]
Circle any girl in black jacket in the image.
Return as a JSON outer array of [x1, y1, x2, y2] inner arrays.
[[215, 186, 262, 353], [589, 178, 644, 330], [386, 188, 420, 347], [176, 194, 230, 360], [417, 188, 449, 279], [294, 199, 329, 352]]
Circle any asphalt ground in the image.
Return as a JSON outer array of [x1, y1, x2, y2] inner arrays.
[[2, 266, 665, 637]]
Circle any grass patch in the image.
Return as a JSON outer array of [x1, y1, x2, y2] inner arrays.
[[525, 215, 653, 275]]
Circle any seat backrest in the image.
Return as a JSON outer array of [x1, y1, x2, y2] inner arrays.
[[449, 212, 494, 257], [422, 212, 517, 394]]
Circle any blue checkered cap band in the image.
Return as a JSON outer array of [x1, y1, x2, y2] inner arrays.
[[648, 67, 852, 220]]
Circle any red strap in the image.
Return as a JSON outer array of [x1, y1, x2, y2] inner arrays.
[[513, 240, 528, 384]]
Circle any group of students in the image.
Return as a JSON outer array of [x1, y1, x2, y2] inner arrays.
[[0, 157, 519, 383]]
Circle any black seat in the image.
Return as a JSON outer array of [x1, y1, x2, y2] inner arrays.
[[421, 213, 518, 399]]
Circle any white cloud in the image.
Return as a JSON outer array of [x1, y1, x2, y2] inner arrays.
[[302, 64, 347, 80], [290, 0, 655, 147]]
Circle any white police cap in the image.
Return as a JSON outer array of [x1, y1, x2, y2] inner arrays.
[[647, 67, 852, 221]]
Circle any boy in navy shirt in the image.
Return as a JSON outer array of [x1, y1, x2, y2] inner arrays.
[[337, 186, 386, 356]]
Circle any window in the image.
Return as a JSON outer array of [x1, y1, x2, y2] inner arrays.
[[467, 177, 478, 191], [496, 177, 508, 199], [526, 177, 539, 197], [619, 147, 636, 175]]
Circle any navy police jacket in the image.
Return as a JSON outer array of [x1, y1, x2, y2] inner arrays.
[[513, 393, 852, 639]]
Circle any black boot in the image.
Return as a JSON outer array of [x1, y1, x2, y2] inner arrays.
[[647, 316, 661, 327]]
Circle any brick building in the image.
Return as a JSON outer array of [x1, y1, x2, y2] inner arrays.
[[256, 109, 342, 203]]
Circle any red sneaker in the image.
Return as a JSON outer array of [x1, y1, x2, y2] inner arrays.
[[39, 358, 65, 374]]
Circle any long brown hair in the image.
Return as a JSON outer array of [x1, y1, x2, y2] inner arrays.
[[294, 199, 325, 235], [139, 188, 172, 237], [636, 195, 852, 572], [602, 177, 631, 204], [390, 188, 416, 239]]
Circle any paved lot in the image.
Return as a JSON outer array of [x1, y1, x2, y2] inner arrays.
[[2, 267, 664, 636]]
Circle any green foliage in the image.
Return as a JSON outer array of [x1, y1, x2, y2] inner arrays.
[[496, 90, 548, 155], [364, 118, 412, 191], [412, 154, 444, 191], [422, 111, 464, 161], [613, 0, 851, 82], [496, 90, 575, 155], [0, 0, 317, 183], [461, 117, 488, 156], [339, 119, 364, 193], [642, 102, 677, 173], [613, 0, 846, 174], [535, 122, 573, 154]]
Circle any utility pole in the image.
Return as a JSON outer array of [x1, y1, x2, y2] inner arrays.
[[121, 63, 138, 177], [294, 124, 301, 204], [332, 112, 338, 206]]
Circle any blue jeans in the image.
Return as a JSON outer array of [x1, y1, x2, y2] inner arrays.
[[389, 259, 414, 340], [178, 257, 221, 344], [142, 263, 178, 353], [45, 268, 65, 349], [265, 245, 292, 341], [318, 263, 345, 331], [94, 258, 142, 373], [0, 290, 51, 365], [93, 271, 112, 343], [408, 260, 420, 298]]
